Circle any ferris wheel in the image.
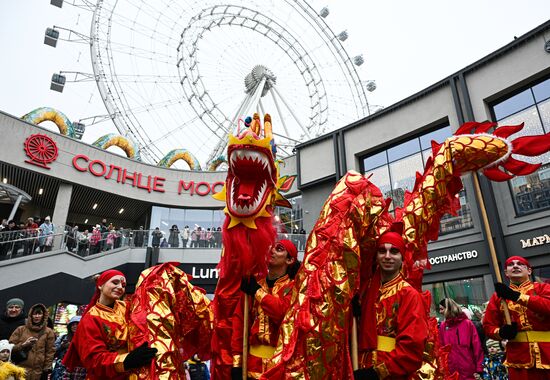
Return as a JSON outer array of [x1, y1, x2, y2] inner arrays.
[[85, 0, 373, 169]]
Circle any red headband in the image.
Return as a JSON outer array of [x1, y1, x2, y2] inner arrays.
[[505, 256, 530, 268], [378, 231, 406, 254], [97, 269, 125, 286], [83, 269, 125, 316], [277, 239, 298, 259]]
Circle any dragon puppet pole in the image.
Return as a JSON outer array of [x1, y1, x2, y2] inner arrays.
[[351, 318, 359, 370], [472, 173, 512, 324], [242, 295, 249, 380]]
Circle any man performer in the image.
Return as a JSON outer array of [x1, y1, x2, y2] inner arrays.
[[354, 225, 428, 380], [483, 255, 550, 380], [231, 239, 300, 380]]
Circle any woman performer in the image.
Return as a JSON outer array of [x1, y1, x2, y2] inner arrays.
[[62, 269, 157, 379]]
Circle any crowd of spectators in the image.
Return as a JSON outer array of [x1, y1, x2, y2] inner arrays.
[[0, 216, 56, 260], [0, 216, 308, 261]]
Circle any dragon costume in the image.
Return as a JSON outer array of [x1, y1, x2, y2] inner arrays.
[[259, 121, 550, 379], [209, 113, 295, 379], [115, 119, 550, 379]]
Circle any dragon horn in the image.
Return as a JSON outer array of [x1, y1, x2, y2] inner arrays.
[[264, 114, 272, 139], [251, 113, 261, 135]]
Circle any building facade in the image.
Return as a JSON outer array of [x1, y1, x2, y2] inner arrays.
[[1, 21, 550, 317], [295, 20, 550, 314]]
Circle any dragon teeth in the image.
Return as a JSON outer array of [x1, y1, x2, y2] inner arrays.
[[229, 149, 272, 176]]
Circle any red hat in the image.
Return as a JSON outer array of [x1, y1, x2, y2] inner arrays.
[[505, 256, 530, 268], [277, 239, 298, 259], [378, 222, 406, 254]]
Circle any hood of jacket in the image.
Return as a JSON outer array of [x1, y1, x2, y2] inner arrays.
[[26, 303, 48, 332]]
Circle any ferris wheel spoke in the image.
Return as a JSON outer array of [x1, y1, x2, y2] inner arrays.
[[88, 0, 371, 166]]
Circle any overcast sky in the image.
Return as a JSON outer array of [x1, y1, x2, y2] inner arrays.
[[0, 1, 548, 159]]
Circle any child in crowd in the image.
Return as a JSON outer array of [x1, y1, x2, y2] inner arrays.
[[481, 339, 508, 380], [0, 340, 26, 380]]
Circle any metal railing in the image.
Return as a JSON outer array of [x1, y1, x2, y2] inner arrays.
[[0, 227, 308, 262], [0, 232, 67, 261], [125, 229, 308, 250]]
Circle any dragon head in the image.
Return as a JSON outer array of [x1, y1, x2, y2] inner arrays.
[[213, 113, 295, 228], [450, 121, 550, 181]]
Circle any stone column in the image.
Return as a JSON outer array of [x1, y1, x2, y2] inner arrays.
[[52, 182, 73, 250]]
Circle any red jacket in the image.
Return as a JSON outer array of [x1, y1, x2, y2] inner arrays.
[[63, 301, 129, 379], [483, 280, 550, 370], [358, 274, 428, 379], [439, 313, 484, 379], [231, 275, 294, 379]]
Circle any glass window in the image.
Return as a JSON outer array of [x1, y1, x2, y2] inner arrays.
[[533, 78, 550, 103], [389, 153, 423, 209], [492, 78, 550, 215], [367, 166, 392, 199], [387, 139, 421, 161], [360, 125, 474, 234], [533, 265, 550, 284], [363, 151, 387, 172], [538, 98, 550, 131], [419, 126, 452, 151], [274, 195, 304, 235], [493, 89, 534, 121], [149, 206, 224, 247], [423, 277, 487, 319]]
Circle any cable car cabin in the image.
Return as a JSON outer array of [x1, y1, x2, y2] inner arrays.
[[73, 122, 86, 140], [44, 28, 60, 47], [50, 73, 66, 93]]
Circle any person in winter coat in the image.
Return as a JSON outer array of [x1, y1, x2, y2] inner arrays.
[[439, 298, 484, 380], [0, 340, 26, 380], [151, 228, 162, 248], [188, 354, 210, 380], [89, 227, 101, 255], [481, 339, 508, 380], [52, 316, 85, 380], [66, 226, 79, 253], [9, 304, 55, 380], [168, 225, 180, 248], [38, 217, 55, 253], [0, 300, 26, 341], [106, 229, 117, 251], [133, 227, 145, 248], [181, 226, 190, 248], [23, 218, 39, 256]]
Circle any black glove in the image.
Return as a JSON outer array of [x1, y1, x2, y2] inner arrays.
[[353, 367, 379, 380], [231, 366, 243, 380], [499, 322, 518, 340], [351, 294, 361, 319], [123, 342, 158, 370], [241, 276, 261, 296], [494, 282, 520, 302]]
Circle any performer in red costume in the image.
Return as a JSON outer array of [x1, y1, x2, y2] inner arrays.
[[231, 239, 299, 380], [483, 256, 550, 380], [354, 225, 428, 380], [63, 269, 157, 379]]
